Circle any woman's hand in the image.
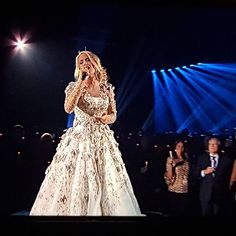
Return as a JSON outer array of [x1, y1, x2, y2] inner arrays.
[[93, 114, 110, 124], [167, 158, 174, 167]]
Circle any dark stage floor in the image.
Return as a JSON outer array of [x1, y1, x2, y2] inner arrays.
[[2, 211, 235, 235]]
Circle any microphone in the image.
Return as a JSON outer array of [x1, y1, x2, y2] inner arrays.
[[81, 72, 88, 81]]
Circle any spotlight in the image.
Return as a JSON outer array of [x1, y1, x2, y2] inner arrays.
[[8, 32, 31, 53], [15, 39, 26, 49]]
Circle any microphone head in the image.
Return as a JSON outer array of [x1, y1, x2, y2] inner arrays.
[[81, 71, 88, 81]]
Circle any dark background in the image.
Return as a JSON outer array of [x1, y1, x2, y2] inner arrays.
[[1, 0, 236, 134]]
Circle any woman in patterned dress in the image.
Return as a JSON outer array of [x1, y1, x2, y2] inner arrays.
[[30, 51, 142, 216], [164, 140, 190, 216]]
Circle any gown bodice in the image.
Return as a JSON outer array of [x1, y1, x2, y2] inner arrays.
[[77, 91, 109, 118]]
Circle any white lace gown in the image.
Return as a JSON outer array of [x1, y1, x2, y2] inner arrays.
[[30, 82, 142, 216]]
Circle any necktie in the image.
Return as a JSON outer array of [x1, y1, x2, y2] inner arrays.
[[211, 156, 217, 177], [211, 156, 216, 168]]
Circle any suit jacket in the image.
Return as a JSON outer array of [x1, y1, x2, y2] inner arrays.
[[195, 153, 233, 204]]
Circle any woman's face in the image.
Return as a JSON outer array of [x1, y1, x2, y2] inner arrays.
[[78, 53, 95, 75], [175, 142, 184, 154]]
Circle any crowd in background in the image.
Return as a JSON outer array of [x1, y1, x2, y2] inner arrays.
[[1, 124, 236, 216]]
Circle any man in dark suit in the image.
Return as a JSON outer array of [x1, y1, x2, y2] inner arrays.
[[195, 137, 234, 217]]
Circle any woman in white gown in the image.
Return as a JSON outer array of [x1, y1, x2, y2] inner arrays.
[[30, 50, 142, 216]]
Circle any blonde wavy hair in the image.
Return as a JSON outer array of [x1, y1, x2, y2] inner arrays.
[[74, 50, 108, 83]]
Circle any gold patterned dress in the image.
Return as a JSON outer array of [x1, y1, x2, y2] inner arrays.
[[30, 82, 142, 216]]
